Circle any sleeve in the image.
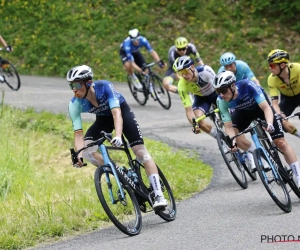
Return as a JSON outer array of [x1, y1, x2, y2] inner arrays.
[[105, 83, 121, 109], [68, 99, 83, 132], [203, 65, 216, 82], [243, 62, 256, 80], [217, 97, 231, 123], [267, 74, 279, 98], [168, 47, 176, 67], [189, 44, 201, 62], [124, 40, 134, 61], [141, 37, 153, 52], [248, 81, 266, 105], [178, 79, 192, 108]]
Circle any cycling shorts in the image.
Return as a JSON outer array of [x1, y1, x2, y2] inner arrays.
[[84, 102, 144, 147], [192, 92, 218, 113], [279, 93, 300, 116], [119, 48, 146, 68], [164, 67, 176, 79]]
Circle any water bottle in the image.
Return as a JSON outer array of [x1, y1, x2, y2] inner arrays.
[[131, 172, 139, 184], [127, 169, 132, 178], [119, 166, 127, 174]]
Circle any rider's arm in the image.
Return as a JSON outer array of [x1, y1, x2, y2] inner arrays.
[[74, 131, 85, 158], [259, 101, 274, 125], [224, 122, 237, 145], [150, 50, 161, 63], [111, 107, 123, 138], [130, 61, 143, 73], [271, 98, 281, 114], [185, 106, 195, 124]]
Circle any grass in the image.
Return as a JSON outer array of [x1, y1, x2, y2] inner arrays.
[[0, 104, 212, 249]]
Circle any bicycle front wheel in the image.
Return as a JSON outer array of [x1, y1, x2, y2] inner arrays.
[[127, 74, 148, 106], [136, 162, 176, 221], [151, 74, 171, 110], [1, 60, 21, 91], [217, 131, 248, 189], [253, 149, 291, 213], [94, 165, 142, 236]]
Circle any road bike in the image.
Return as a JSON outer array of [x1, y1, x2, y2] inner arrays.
[[194, 108, 256, 189], [0, 48, 21, 91], [231, 118, 293, 213], [127, 60, 171, 109], [70, 131, 176, 236]]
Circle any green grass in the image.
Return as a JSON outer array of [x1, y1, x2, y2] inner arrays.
[[0, 104, 212, 249]]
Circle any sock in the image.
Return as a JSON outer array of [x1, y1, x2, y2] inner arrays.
[[148, 174, 163, 197], [131, 73, 137, 79], [290, 162, 300, 181], [208, 127, 217, 139], [247, 141, 256, 153], [246, 151, 254, 161], [292, 129, 300, 138]]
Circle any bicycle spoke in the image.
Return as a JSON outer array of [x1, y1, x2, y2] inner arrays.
[[127, 74, 148, 105], [1, 61, 21, 91], [151, 74, 171, 109]]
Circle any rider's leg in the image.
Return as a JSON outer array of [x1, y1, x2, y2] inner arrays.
[[193, 108, 217, 138]]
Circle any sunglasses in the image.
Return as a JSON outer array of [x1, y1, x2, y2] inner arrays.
[[178, 67, 190, 76], [69, 82, 84, 90], [177, 47, 187, 52], [131, 37, 140, 42], [269, 63, 277, 69], [216, 86, 230, 95]]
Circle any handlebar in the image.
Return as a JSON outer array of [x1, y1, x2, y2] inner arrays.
[[283, 111, 300, 120], [70, 131, 113, 167], [195, 108, 219, 123], [141, 60, 165, 71]]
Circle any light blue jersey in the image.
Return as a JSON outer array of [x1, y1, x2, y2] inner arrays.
[[120, 36, 153, 62], [68, 80, 126, 132], [218, 60, 255, 81], [217, 79, 266, 123]]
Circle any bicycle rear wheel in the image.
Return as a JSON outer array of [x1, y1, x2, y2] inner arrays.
[[217, 131, 248, 189], [94, 165, 142, 236], [135, 162, 176, 221], [151, 73, 171, 110], [253, 149, 291, 213], [1, 60, 21, 91], [127, 74, 148, 105]]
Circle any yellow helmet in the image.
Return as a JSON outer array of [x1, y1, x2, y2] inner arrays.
[[267, 49, 289, 64], [174, 37, 188, 49]]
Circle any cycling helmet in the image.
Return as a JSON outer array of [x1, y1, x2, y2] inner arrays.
[[213, 71, 236, 89], [219, 52, 236, 66], [174, 37, 188, 49], [173, 56, 194, 72], [128, 28, 140, 39], [66, 65, 93, 82], [267, 49, 289, 64]]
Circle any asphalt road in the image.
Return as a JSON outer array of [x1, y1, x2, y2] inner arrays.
[[3, 76, 300, 250]]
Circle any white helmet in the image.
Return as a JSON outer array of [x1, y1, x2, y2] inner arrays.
[[173, 56, 194, 72], [213, 70, 236, 89], [128, 28, 140, 39], [66, 65, 93, 82]]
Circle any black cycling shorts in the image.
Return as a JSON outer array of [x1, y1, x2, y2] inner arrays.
[[84, 102, 144, 147], [119, 48, 146, 68], [192, 92, 218, 113], [279, 93, 300, 116], [232, 105, 284, 140]]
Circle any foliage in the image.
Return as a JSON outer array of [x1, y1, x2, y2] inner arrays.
[[1, 0, 300, 88]]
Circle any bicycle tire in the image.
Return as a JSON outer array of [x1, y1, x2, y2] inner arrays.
[[217, 131, 248, 189], [135, 162, 176, 221], [127, 74, 148, 105], [151, 74, 171, 110], [1, 60, 21, 91], [253, 148, 291, 213], [276, 149, 300, 199], [94, 165, 142, 236]]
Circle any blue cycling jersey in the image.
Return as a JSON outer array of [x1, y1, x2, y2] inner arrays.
[[218, 60, 255, 81], [217, 79, 266, 123], [120, 36, 153, 62], [68, 80, 126, 131]]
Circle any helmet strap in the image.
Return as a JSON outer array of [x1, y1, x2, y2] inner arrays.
[[83, 81, 91, 98], [277, 63, 286, 76], [229, 84, 235, 101]]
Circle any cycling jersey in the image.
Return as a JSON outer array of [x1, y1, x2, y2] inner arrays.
[[218, 60, 256, 81], [217, 79, 266, 123], [120, 36, 153, 62], [178, 65, 216, 108], [268, 63, 300, 97], [68, 80, 125, 132]]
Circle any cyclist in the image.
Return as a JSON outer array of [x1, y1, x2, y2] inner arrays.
[[67, 65, 168, 208], [213, 70, 300, 187], [218, 52, 261, 86], [119, 28, 165, 92], [163, 37, 204, 93], [0, 34, 13, 52], [267, 49, 300, 138], [172, 56, 217, 138]]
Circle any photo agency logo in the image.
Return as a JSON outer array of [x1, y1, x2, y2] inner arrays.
[[261, 235, 300, 243]]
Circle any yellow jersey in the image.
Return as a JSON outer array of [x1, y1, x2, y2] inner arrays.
[[268, 63, 300, 97]]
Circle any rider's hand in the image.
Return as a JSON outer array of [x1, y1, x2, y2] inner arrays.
[[159, 61, 166, 69], [230, 140, 238, 153], [111, 136, 123, 147], [266, 123, 275, 133], [192, 124, 201, 134], [6, 46, 12, 52], [74, 156, 84, 168]]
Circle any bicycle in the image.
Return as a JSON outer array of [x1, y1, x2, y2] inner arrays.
[[127, 60, 171, 109], [231, 118, 292, 213], [70, 131, 176, 236], [194, 108, 257, 190], [0, 48, 21, 91]]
